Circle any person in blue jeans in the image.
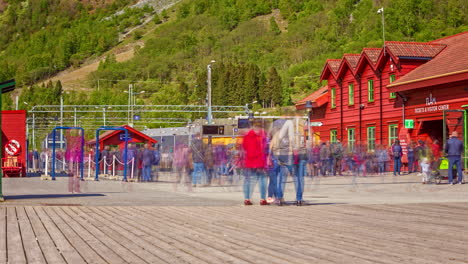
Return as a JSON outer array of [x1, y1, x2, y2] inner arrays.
[[295, 146, 308, 206], [244, 168, 267, 203], [445, 131, 464, 185], [191, 134, 206, 186], [391, 139, 402, 176], [267, 155, 279, 203], [276, 162, 294, 205], [406, 142, 416, 173], [141, 144, 155, 182]]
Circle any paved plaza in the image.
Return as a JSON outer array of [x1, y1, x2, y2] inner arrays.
[[1, 174, 468, 263]]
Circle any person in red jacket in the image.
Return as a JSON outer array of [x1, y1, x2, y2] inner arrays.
[[242, 120, 268, 205]]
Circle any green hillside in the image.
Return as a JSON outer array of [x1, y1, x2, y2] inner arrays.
[[1, 0, 467, 116]]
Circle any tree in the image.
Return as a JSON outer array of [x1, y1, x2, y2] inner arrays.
[[264, 67, 282, 107], [177, 81, 189, 104]]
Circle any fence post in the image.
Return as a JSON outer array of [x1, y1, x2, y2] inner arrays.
[[131, 157, 134, 179], [88, 153, 91, 178], [44, 155, 49, 176], [103, 156, 107, 175]]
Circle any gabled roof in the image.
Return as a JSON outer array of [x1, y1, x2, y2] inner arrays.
[[362, 48, 381, 65], [388, 31, 468, 91], [343, 54, 360, 69], [385, 41, 446, 58], [87, 125, 157, 145], [328, 59, 341, 73], [320, 59, 341, 80], [336, 54, 360, 77], [355, 48, 381, 74], [295, 86, 328, 110]]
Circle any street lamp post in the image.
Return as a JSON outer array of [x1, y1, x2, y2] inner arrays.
[[125, 85, 145, 127], [378, 7, 386, 55], [103, 107, 106, 126], [207, 60, 215, 124], [305, 100, 313, 144]]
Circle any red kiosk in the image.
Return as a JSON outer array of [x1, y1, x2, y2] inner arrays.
[[87, 125, 157, 150], [2, 110, 27, 177]]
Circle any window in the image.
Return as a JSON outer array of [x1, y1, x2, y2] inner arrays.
[[331, 87, 336, 108], [388, 124, 398, 146], [367, 126, 376, 152], [330, 130, 337, 143], [368, 79, 374, 102], [348, 83, 354, 105], [389, 74, 396, 99], [347, 128, 355, 151]]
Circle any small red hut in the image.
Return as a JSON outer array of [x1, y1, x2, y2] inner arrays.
[[87, 125, 157, 151], [2, 110, 27, 177]]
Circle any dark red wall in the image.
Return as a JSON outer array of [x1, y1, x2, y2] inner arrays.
[[2, 110, 27, 176]]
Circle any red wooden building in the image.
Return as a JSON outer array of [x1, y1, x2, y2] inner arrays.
[[1, 110, 27, 177], [297, 32, 468, 158]]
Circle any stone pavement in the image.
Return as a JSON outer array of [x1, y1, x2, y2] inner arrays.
[[1, 174, 468, 263]]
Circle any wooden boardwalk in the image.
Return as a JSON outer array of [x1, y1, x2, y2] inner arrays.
[[0, 203, 467, 263]]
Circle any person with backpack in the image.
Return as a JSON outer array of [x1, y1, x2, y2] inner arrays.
[[445, 131, 464, 185], [391, 139, 403, 176]]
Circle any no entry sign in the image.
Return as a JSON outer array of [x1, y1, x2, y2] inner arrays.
[[5, 139, 21, 156]]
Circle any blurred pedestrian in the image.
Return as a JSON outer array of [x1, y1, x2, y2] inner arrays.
[[407, 142, 416, 174], [320, 142, 330, 176], [295, 141, 308, 205], [173, 143, 192, 191], [270, 119, 295, 206], [376, 144, 389, 175], [152, 145, 161, 181], [141, 143, 154, 182], [242, 120, 268, 205], [331, 140, 344, 176], [445, 131, 464, 185], [191, 133, 206, 186], [391, 139, 402, 176]]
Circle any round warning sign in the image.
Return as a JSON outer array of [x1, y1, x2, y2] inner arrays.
[[5, 139, 21, 156]]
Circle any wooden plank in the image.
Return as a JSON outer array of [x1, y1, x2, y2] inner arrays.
[[34, 207, 86, 264], [0, 207, 7, 264], [65, 206, 168, 264], [50, 207, 141, 264], [24, 207, 65, 264], [16, 207, 47, 264], [44, 207, 107, 264], [87, 207, 204, 264], [7, 207, 27, 263]]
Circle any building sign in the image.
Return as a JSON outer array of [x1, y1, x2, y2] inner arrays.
[[415, 92, 448, 113], [425, 92, 436, 105], [404, 119, 414, 129], [309, 122, 323, 127], [5, 139, 21, 156], [415, 104, 449, 113], [119, 133, 132, 141]]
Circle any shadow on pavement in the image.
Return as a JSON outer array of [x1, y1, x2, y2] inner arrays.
[[281, 201, 347, 206], [4, 193, 106, 200]]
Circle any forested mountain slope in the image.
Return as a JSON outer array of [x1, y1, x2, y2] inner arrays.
[[1, 0, 467, 115]]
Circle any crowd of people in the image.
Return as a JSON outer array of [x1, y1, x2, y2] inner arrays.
[[26, 123, 465, 204]]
